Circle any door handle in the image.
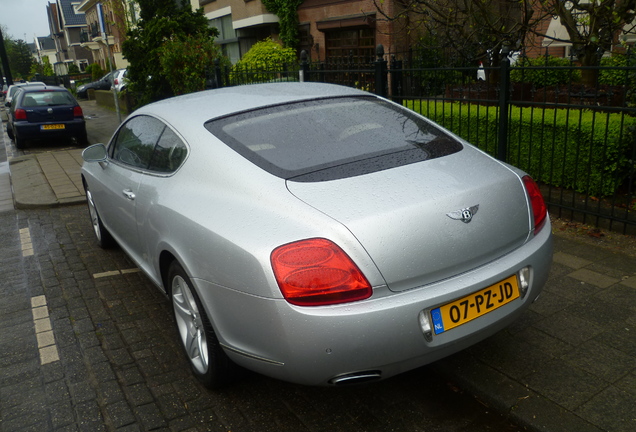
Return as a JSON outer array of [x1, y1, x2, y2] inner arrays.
[[122, 189, 136, 200]]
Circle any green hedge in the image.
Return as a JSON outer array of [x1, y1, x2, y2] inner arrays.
[[510, 55, 581, 86], [405, 100, 635, 197]]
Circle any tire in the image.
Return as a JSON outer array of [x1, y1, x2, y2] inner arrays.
[[169, 261, 235, 388], [85, 184, 115, 248], [6, 125, 14, 139], [76, 130, 89, 147], [14, 134, 25, 149]]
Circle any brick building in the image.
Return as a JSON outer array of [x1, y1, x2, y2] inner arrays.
[[191, 0, 412, 63]]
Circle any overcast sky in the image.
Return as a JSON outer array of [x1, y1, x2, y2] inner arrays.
[[0, 0, 54, 43]]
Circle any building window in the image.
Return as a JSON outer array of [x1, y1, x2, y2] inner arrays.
[[209, 15, 240, 64], [325, 28, 375, 63]]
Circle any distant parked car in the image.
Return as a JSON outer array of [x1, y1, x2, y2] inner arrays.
[[5, 81, 46, 105], [6, 86, 87, 149], [76, 71, 115, 99], [112, 68, 128, 92]]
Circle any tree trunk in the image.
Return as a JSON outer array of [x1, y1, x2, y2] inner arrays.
[[578, 49, 600, 87]]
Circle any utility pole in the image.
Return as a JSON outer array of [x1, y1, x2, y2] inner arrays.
[[0, 28, 14, 86], [98, 2, 122, 123]]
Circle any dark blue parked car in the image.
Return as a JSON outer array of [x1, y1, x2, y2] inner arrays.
[[5, 86, 87, 149]]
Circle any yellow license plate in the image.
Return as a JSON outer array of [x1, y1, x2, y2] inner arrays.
[[431, 274, 519, 334], [42, 124, 65, 130]]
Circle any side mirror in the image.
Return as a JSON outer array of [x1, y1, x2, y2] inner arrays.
[[82, 143, 108, 162]]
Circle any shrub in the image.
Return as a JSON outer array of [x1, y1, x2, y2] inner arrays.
[[599, 54, 635, 87], [159, 34, 226, 95], [86, 63, 105, 81], [123, 2, 218, 107], [67, 63, 80, 74], [230, 39, 297, 84], [510, 55, 581, 87], [405, 100, 635, 197]]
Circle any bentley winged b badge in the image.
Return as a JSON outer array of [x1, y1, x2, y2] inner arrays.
[[446, 205, 479, 223]]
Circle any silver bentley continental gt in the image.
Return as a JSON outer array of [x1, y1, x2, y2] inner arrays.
[[81, 82, 553, 387]]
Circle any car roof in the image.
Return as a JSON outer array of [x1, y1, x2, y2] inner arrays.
[[8, 83, 47, 97], [9, 82, 46, 89], [20, 85, 67, 91], [136, 82, 370, 129], [17, 85, 67, 95]]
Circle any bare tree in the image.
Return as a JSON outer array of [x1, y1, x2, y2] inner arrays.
[[374, 0, 550, 66], [538, 0, 636, 84], [376, 0, 635, 83]]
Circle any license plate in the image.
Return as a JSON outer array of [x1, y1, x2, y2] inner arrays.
[[42, 124, 65, 130], [431, 274, 520, 334]]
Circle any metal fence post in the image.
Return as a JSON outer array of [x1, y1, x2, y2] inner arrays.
[[390, 55, 403, 104], [300, 50, 309, 82], [497, 48, 511, 162], [374, 44, 388, 98], [214, 58, 224, 89]]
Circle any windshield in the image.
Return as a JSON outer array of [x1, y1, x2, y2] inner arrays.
[[205, 96, 462, 181]]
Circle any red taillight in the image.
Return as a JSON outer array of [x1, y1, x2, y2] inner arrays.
[[522, 176, 547, 233], [14, 108, 27, 120], [73, 105, 83, 117], [271, 238, 372, 306]]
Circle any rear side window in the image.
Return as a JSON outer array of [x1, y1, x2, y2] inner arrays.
[[148, 127, 187, 173], [205, 96, 462, 181]]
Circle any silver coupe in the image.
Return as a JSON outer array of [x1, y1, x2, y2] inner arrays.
[[81, 82, 553, 387]]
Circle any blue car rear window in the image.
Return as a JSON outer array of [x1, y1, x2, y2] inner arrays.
[[21, 90, 75, 107], [205, 96, 462, 181]]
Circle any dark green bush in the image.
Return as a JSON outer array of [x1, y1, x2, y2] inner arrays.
[[510, 55, 581, 87], [85, 63, 105, 81], [598, 54, 636, 85], [405, 100, 635, 197], [598, 55, 636, 107]]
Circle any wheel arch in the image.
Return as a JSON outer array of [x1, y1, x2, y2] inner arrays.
[[159, 250, 178, 294]]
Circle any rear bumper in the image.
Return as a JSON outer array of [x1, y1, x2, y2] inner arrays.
[[195, 221, 554, 386], [14, 119, 86, 139]]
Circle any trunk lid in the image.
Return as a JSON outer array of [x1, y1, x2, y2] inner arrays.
[[287, 151, 531, 292], [25, 106, 75, 123]]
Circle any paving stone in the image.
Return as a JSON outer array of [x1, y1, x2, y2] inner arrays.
[[566, 297, 632, 327], [534, 311, 604, 346], [576, 386, 636, 432], [523, 359, 607, 411], [561, 339, 636, 383], [568, 268, 620, 288], [136, 402, 167, 430], [553, 251, 593, 269], [105, 400, 137, 429], [513, 393, 604, 432], [529, 289, 574, 316]]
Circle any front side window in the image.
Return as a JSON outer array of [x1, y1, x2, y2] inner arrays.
[[205, 96, 462, 181], [111, 115, 187, 173]]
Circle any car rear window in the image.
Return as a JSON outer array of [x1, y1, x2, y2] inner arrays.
[[205, 96, 462, 181], [21, 90, 75, 107]]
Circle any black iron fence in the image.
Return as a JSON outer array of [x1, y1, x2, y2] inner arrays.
[[211, 47, 636, 234]]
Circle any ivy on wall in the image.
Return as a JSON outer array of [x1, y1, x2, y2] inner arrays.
[[261, 0, 303, 48]]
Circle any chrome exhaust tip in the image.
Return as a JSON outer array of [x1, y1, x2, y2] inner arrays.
[[328, 370, 382, 386]]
